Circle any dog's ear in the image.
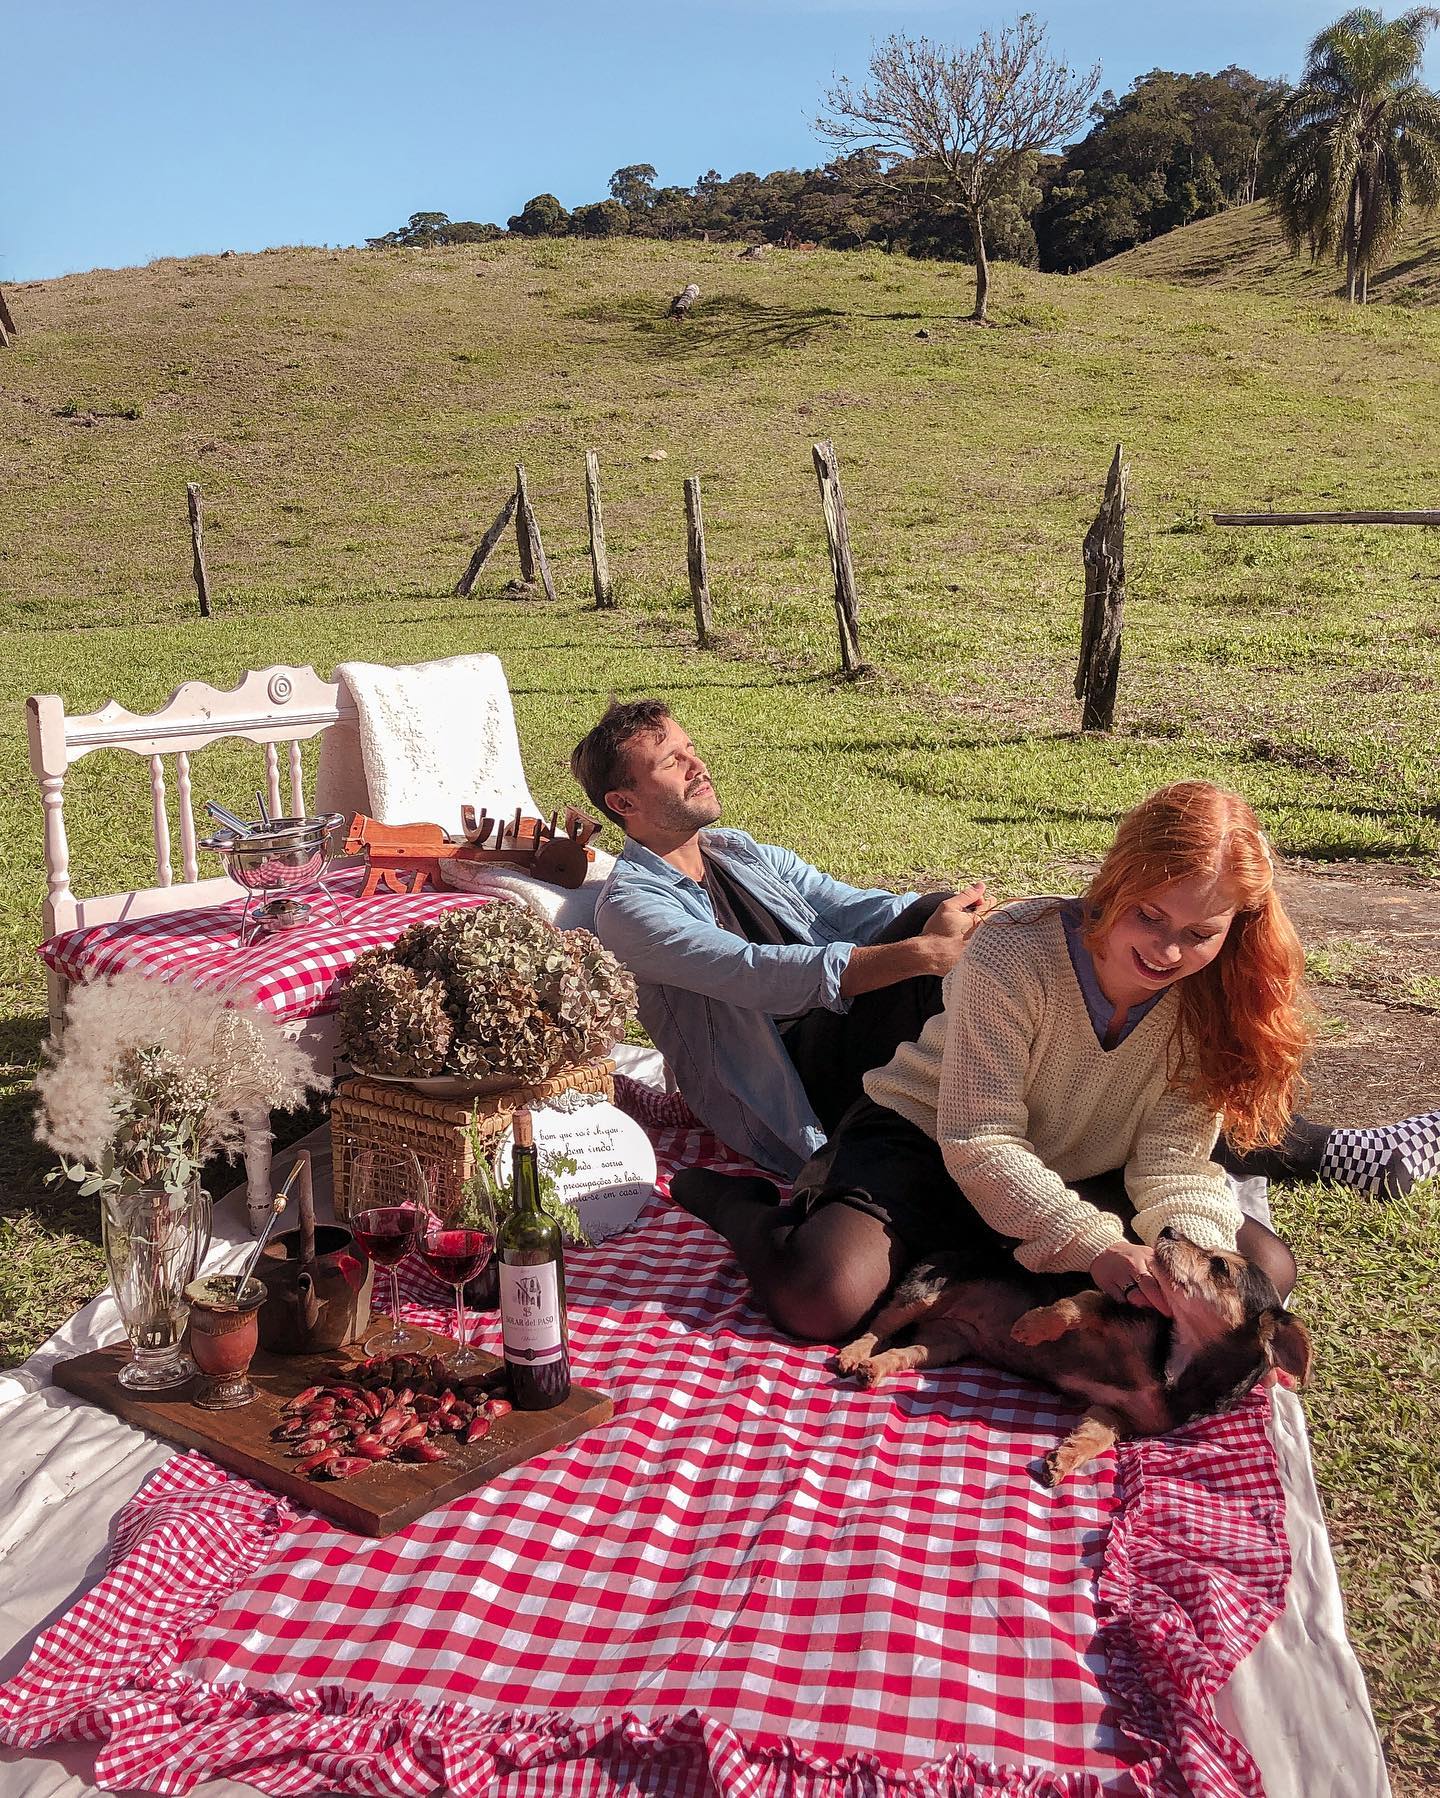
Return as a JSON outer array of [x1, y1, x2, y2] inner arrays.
[[1258, 1310, 1313, 1389]]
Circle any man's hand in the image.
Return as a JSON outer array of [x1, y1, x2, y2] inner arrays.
[[915, 882, 988, 973], [921, 883, 988, 940], [838, 883, 989, 998], [1090, 1242, 1172, 1316]]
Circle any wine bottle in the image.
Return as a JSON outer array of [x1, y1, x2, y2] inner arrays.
[[498, 1109, 571, 1410]]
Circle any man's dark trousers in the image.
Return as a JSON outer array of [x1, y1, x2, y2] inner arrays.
[[780, 892, 951, 1135]]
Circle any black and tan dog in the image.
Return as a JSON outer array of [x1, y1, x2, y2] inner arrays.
[[835, 1228, 1311, 1485]]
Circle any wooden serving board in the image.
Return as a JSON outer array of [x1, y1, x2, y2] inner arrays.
[[54, 1340, 612, 1537]]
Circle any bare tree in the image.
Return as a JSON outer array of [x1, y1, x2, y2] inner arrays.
[[818, 16, 1100, 322]]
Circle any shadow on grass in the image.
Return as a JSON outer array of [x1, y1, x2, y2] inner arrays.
[[1292, 831, 1440, 864], [571, 292, 850, 361], [512, 669, 836, 700], [0, 1015, 53, 1213]]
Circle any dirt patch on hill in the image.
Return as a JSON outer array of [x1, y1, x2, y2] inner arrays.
[[1276, 862, 1438, 1123]]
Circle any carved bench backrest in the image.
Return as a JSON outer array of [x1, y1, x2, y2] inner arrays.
[[27, 665, 352, 939]]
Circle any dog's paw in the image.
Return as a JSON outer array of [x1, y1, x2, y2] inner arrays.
[[1011, 1305, 1069, 1345], [834, 1338, 876, 1378]]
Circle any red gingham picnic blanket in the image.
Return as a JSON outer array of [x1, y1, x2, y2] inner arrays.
[[0, 1103, 1290, 1798], [38, 868, 494, 1023]]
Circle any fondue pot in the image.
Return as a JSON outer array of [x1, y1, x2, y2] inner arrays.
[[200, 811, 345, 940]]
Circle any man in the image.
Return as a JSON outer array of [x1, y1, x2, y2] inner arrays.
[[572, 698, 986, 1175]]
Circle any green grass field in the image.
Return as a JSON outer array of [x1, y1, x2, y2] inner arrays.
[[2, 230, 1438, 1787]]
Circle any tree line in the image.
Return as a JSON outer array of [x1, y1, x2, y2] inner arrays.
[[367, 8, 1440, 316], [367, 65, 1282, 273]]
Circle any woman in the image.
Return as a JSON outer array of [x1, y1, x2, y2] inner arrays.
[[672, 782, 1326, 1342]]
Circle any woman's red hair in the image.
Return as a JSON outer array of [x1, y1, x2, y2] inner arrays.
[[1083, 782, 1312, 1150]]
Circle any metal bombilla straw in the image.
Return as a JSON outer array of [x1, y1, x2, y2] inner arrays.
[[235, 1157, 306, 1290], [203, 801, 255, 837]]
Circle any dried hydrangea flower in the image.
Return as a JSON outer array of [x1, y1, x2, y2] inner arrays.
[[340, 902, 636, 1083]]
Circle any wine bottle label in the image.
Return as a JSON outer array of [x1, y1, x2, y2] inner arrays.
[[499, 1261, 564, 1365]]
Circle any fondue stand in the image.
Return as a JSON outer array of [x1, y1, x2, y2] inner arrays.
[[200, 809, 347, 942]]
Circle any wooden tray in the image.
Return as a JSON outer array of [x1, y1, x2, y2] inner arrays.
[[54, 1340, 612, 1537]]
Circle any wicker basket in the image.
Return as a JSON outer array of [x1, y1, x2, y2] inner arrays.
[[330, 1061, 615, 1222]]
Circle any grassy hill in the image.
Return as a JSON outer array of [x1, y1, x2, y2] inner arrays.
[[2, 238, 1439, 1787], [5, 234, 1437, 1022], [4, 231, 1438, 1026], [1100, 198, 1440, 304], [5, 234, 1439, 800]]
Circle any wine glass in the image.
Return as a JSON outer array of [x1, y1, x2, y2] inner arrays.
[[347, 1144, 429, 1356], [416, 1206, 493, 1373]]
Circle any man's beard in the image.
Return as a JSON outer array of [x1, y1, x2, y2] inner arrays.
[[655, 782, 722, 834]]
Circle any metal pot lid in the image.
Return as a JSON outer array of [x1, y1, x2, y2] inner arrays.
[[200, 812, 343, 852]]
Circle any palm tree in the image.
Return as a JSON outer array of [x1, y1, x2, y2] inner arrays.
[[1269, 7, 1440, 302]]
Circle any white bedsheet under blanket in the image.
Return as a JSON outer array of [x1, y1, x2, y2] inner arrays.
[[0, 1064, 1390, 1798]]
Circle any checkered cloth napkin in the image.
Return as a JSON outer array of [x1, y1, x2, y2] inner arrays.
[[37, 867, 494, 1023], [0, 1115, 1289, 1798]]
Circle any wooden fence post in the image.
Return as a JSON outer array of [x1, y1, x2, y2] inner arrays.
[[684, 476, 713, 648], [513, 465, 536, 583], [811, 440, 865, 677], [186, 482, 212, 618], [454, 492, 519, 596], [513, 464, 557, 601], [585, 449, 614, 608], [1213, 508, 1440, 526], [1075, 444, 1128, 732]]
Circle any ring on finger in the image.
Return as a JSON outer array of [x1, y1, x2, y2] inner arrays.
[[1121, 1280, 1140, 1298]]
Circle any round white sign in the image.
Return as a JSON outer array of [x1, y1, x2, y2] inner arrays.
[[500, 1100, 658, 1243]]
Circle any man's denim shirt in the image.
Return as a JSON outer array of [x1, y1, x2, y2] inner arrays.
[[594, 829, 913, 1177]]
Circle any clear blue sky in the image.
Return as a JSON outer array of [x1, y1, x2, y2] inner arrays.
[[9, 1, 1439, 282]]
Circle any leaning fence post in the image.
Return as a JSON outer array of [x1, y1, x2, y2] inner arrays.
[[513, 463, 557, 601], [684, 476, 713, 648], [455, 492, 519, 597], [811, 439, 865, 677], [1075, 444, 1128, 732], [186, 482, 212, 618], [585, 449, 615, 609]]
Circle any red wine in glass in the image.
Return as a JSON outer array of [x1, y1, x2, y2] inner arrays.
[[418, 1229, 492, 1286], [353, 1208, 415, 1267], [418, 1221, 493, 1371], [346, 1142, 430, 1356]]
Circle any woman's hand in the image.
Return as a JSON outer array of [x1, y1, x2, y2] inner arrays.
[[1090, 1242, 1172, 1316]]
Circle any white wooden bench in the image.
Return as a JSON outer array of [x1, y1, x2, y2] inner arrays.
[[28, 656, 619, 1231], [29, 664, 352, 1030], [29, 664, 358, 1227]]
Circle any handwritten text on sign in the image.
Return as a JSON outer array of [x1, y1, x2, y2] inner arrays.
[[528, 1102, 658, 1242]]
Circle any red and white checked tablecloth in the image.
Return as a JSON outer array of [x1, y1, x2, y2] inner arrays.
[[0, 1104, 1289, 1798], [38, 868, 495, 1023]]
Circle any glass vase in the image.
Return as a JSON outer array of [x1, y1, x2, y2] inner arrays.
[[102, 1182, 213, 1390]]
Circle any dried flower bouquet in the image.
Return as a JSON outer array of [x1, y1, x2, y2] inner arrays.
[[35, 974, 328, 1390], [36, 972, 326, 1201], [338, 903, 637, 1086]]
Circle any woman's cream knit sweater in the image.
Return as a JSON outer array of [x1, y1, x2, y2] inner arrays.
[[863, 898, 1243, 1274]]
